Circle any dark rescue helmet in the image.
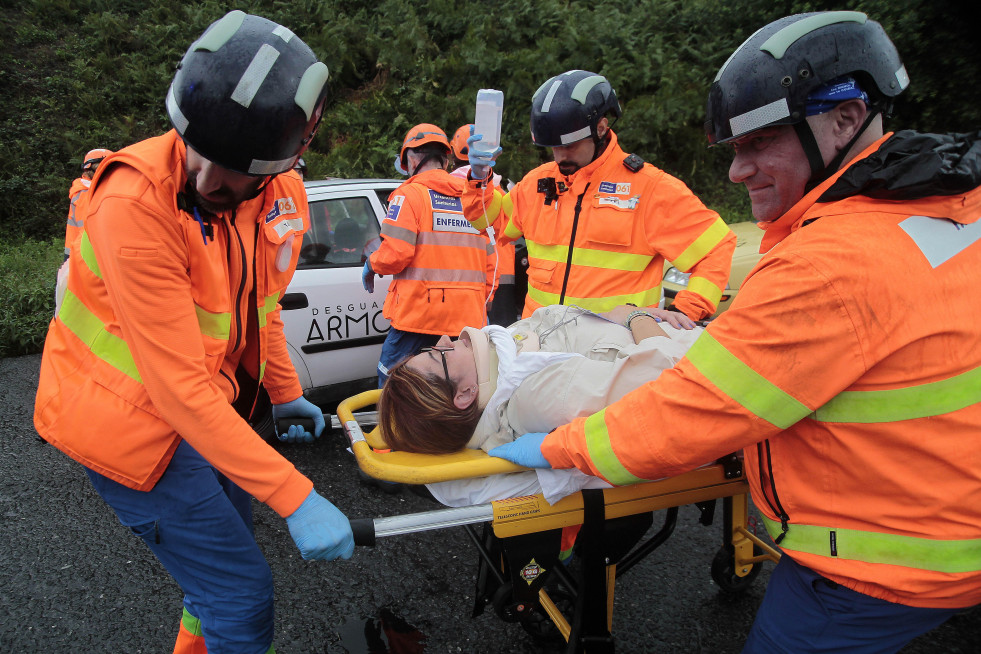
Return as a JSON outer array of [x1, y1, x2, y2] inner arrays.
[[705, 11, 908, 145], [166, 10, 330, 176], [530, 70, 622, 148]]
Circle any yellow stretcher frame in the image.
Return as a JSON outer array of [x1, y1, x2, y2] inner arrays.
[[337, 389, 781, 651]]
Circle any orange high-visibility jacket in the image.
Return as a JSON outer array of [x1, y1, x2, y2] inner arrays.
[[469, 131, 735, 319], [370, 168, 495, 334], [452, 166, 516, 287], [34, 130, 313, 517], [543, 132, 981, 609], [64, 176, 91, 256]]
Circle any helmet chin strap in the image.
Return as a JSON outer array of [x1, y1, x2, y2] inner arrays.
[[795, 108, 880, 193]]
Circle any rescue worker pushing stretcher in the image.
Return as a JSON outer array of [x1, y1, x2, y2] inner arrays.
[[34, 11, 354, 653], [464, 69, 737, 321], [490, 11, 981, 652]]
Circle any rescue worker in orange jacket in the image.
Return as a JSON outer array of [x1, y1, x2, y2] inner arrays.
[[491, 12, 981, 652], [34, 12, 352, 653], [64, 148, 112, 259], [465, 70, 736, 321], [363, 124, 497, 385], [449, 124, 519, 326]]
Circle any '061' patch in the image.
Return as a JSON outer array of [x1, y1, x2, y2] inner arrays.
[[598, 181, 632, 195], [265, 196, 298, 223]]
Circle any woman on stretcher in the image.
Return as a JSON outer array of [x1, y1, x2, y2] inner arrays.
[[378, 304, 704, 506]]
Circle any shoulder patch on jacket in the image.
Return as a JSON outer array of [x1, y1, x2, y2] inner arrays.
[[622, 154, 645, 173]]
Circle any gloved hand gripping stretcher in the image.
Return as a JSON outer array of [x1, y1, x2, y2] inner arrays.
[[333, 389, 781, 652]]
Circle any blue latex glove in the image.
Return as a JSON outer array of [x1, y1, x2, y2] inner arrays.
[[286, 489, 355, 561], [272, 396, 325, 443], [467, 131, 502, 181], [487, 432, 552, 469], [362, 260, 376, 293]]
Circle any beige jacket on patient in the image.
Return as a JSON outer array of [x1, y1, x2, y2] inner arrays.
[[466, 305, 703, 451]]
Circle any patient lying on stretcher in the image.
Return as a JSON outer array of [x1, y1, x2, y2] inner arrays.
[[377, 304, 704, 506]]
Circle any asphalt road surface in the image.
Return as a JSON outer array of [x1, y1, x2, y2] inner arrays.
[[2, 354, 977, 653]]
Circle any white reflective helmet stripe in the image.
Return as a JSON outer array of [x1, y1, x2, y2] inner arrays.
[[272, 25, 294, 43], [896, 64, 910, 91], [249, 155, 295, 175], [295, 62, 330, 121], [715, 25, 766, 82], [166, 85, 189, 134], [560, 126, 592, 145], [231, 44, 280, 109], [570, 75, 606, 104], [728, 98, 790, 139], [540, 80, 562, 113]]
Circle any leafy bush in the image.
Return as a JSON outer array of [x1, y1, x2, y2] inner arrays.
[[0, 238, 62, 358]]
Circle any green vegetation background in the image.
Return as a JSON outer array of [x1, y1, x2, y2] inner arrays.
[[1, 0, 978, 356]]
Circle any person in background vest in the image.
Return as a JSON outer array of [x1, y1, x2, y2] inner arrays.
[[465, 70, 736, 321], [363, 123, 497, 386], [63, 148, 112, 260], [492, 12, 981, 652], [34, 11, 353, 653]]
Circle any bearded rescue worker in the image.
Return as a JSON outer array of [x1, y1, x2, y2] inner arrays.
[[490, 12, 981, 652], [465, 70, 736, 320], [363, 124, 497, 385], [64, 148, 112, 259], [34, 11, 354, 653]]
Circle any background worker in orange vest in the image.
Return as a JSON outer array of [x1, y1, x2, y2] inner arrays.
[[34, 11, 354, 653], [63, 148, 112, 259], [466, 69, 736, 321], [363, 123, 496, 385], [449, 124, 519, 326], [491, 11, 981, 652]]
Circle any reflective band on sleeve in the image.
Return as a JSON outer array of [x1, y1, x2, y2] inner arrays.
[[503, 219, 523, 240], [760, 11, 866, 59], [729, 99, 790, 141], [79, 232, 102, 280], [685, 276, 723, 308], [194, 304, 231, 340], [814, 364, 981, 423], [393, 267, 487, 284], [380, 222, 417, 246], [527, 241, 653, 272], [686, 332, 810, 429], [59, 290, 141, 383], [526, 284, 661, 313], [583, 409, 646, 485], [258, 294, 279, 329], [761, 515, 981, 574], [671, 217, 733, 272], [416, 231, 487, 250], [231, 44, 280, 109]]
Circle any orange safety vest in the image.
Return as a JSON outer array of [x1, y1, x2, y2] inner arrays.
[[543, 133, 981, 608], [370, 168, 495, 334], [34, 130, 313, 517], [480, 130, 735, 319], [64, 177, 91, 256]]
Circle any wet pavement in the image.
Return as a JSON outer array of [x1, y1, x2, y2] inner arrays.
[[2, 354, 977, 653]]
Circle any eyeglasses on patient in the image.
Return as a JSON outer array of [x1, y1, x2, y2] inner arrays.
[[419, 345, 454, 387]]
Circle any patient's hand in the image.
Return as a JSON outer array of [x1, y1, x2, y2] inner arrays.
[[600, 305, 639, 325]]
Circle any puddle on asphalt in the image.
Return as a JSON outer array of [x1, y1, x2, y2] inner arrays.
[[336, 607, 427, 653]]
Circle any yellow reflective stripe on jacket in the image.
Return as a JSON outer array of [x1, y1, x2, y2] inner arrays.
[[761, 515, 981, 574], [527, 241, 653, 272], [813, 364, 981, 423], [79, 232, 103, 280], [59, 290, 141, 383], [583, 409, 645, 485], [194, 304, 231, 340], [687, 332, 810, 429], [181, 607, 204, 637], [671, 217, 732, 272], [685, 276, 723, 308], [258, 294, 279, 329], [526, 284, 662, 312]]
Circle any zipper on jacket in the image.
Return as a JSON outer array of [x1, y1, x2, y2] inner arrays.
[[756, 440, 790, 543], [558, 183, 590, 305], [228, 210, 248, 355]]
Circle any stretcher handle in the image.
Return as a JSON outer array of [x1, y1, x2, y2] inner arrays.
[[350, 518, 376, 547], [275, 417, 316, 435]]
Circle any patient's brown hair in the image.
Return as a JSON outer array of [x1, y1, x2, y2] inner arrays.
[[378, 359, 482, 454]]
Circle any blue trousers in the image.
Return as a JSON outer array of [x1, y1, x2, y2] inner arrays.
[[86, 440, 274, 654], [743, 554, 960, 653], [376, 327, 439, 387]]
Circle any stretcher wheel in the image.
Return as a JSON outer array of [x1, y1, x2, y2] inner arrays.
[[711, 544, 762, 594], [518, 586, 574, 643], [491, 583, 534, 623]]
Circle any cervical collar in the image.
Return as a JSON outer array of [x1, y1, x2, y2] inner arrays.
[[459, 326, 498, 410]]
